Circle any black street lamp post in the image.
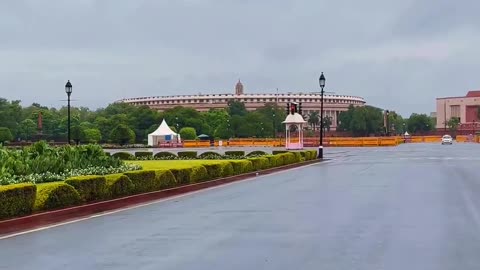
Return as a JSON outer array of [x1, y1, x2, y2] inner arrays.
[[272, 111, 276, 138], [318, 72, 326, 159], [65, 80, 72, 144]]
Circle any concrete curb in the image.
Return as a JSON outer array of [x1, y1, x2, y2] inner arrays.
[[0, 159, 322, 236]]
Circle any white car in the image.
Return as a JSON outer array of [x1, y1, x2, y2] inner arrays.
[[441, 135, 453, 145]]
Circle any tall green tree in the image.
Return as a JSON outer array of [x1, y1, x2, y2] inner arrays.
[[407, 113, 434, 133], [0, 127, 13, 143], [110, 124, 135, 145], [447, 117, 461, 133], [83, 128, 102, 143], [17, 119, 37, 140], [323, 116, 333, 132], [307, 111, 320, 130], [227, 100, 248, 116], [179, 127, 197, 140]]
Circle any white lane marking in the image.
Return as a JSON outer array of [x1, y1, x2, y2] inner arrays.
[[0, 161, 325, 240]]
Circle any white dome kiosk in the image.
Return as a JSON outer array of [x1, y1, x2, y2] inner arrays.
[[147, 119, 181, 146], [282, 112, 307, 150]]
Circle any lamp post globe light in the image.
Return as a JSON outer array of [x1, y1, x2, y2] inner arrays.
[[318, 72, 326, 159], [65, 80, 73, 144]]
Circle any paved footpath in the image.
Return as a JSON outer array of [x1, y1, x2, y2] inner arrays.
[[1, 143, 480, 270]]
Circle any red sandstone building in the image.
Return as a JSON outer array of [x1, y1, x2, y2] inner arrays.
[[119, 81, 366, 130], [436, 91, 480, 131]]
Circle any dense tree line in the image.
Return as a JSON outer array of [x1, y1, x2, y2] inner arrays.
[[336, 105, 435, 136], [0, 98, 442, 144], [0, 98, 286, 144]]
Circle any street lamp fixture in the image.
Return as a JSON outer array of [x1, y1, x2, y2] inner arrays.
[[318, 72, 326, 159], [272, 110, 276, 138], [65, 80, 73, 144]]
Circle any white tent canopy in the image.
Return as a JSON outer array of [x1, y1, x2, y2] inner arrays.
[[147, 119, 181, 146]]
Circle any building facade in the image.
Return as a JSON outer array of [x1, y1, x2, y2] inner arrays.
[[119, 80, 366, 130], [436, 91, 480, 130]]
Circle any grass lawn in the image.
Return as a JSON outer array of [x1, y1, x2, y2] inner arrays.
[[127, 160, 233, 170]]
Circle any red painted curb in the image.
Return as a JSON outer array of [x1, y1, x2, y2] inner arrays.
[[0, 159, 321, 236]]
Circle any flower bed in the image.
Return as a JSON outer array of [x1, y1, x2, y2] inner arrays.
[[0, 142, 140, 185]]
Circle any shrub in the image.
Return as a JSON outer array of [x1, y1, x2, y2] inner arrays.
[[229, 160, 254, 174], [154, 170, 177, 189], [134, 151, 153, 159], [248, 157, 270, 171], [198, 151, 223, 159], [0, 183, 36, 219], [272, 150, 288, 155], [105, 174, 135, 199], [278, 152, 297, 165], [190, 166, 209, 183], [224, 151, 245, 157], [65, 175, 107, 202], [34, 182, 81, 211], [169, 168, 193, 185], [308, 150, 318, 160], [220, 162, 234, 177], [178, 151, 197, 159], [265, 155, 282, 167], [292, 152, 302, 162], [0, 127, 13, 143], [202, 164, 223, 179], [110, 124, 135, 145], [246, 150, 267, 157], [179, 127, 197, 140], [112, 152, 135, 160], [154, 152, 177, 159], [123, 170, 159, 193]]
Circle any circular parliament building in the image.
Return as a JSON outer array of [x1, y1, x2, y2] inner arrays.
[[119, 80, 366, 130]]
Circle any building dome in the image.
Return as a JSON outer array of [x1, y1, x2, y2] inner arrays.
[[235, 80, 244, 95]]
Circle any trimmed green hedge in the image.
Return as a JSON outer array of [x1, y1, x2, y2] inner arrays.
[[134, 151, 153, 159], [105, 174, 135, 199], [203, 164, 223, 179], [190, 166, 209, 183], [123, 170, 159, 193], [265, 155, 282, 167], [198, 151, 223, 159], [0, 183, 36, 219], [34, 182, 81, 211], [65, 175, 107, 202], [154, 152, 177, 159], [246, 150, 267, 157], [178, 151, 198, 159], [272, 150, 288, 155], [112, 152, 135, 160], [220, 162, 234, 177], [292, 152, 302, 162], [307, 150, 318, 160], [225, 150, 245, 157], [248, 157, 270, 171], [169, 168, 193, 185], [154, 170, 177, 189], [229, 160, 254, 174]]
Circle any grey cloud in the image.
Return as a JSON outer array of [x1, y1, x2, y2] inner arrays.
[[1, 0, 480, 116]]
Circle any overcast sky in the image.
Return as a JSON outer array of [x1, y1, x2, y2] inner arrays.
[[1, 0, 480, 116]]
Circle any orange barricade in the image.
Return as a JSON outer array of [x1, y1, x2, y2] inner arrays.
[[182, 140, 211, 147]]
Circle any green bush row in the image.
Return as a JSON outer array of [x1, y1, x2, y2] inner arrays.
[[0, 150, 316, 219], [111, 150, 313, 160]]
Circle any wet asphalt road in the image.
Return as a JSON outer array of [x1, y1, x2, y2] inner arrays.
[[2, 143, 480, 270]]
